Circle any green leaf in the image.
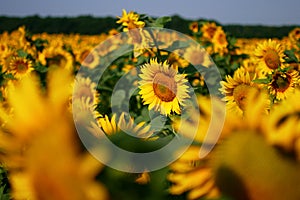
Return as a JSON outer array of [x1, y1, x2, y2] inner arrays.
[[155, 16, 171, 26], [252, 77, 272, 84], [148, 16, 172, 28], [3, 73, 15, 80], [284, 49, 299, 63], [34, 62, 48, 73], [17, 49, 28, 58]]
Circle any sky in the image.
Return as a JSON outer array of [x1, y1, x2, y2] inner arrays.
[[1, 0, 300, 25]]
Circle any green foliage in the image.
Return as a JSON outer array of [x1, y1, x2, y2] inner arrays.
[[0, 166, 10, 200]]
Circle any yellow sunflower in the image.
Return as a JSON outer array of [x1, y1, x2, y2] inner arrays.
[[288, 27, 300, 43], [96, 113, 152, 138], [212, 27, 228, 55], [0, 47, 17, 72], [268, 69, 299, 100], [168, 96, 226, 200], [183, 45, 212, 67], [167, 52, 189, 69], [9, 57, 33, 78], [254, 39, 285, 74], [263, 89, 300, 160], [116, 9, 145, 32], [41, 46, 74, 71], [73, 76, 99, 106], [76, 48, 100, 69], [189, 21, 199, 33], [219, 67, 263, 116], [138, 59, 190, 115], [201, 22, 218, 41]]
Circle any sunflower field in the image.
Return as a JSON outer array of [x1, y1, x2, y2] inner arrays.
[[0, 9, 300, 200]]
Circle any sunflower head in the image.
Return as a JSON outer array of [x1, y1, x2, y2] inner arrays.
[[9, 57, 33, 78], [254, 39, 284, 73], [78, 49, 100, 69], [212, 27, 228, 55], [268, 69, 299, 100], [189, 21, 199, 33], [116, 9, 145, 32], [138, 59, 190, 115], [201, 22, 218, 41]]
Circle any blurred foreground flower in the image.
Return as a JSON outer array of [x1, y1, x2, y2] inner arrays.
[[0, 67, 108, 199]]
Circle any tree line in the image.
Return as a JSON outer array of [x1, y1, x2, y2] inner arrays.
[[0, 15, 298, 38]]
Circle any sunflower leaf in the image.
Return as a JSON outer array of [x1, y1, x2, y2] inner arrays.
[[252, 77, 272, 84], [17, 49, 28, 58], [284, 49, 299, 63]]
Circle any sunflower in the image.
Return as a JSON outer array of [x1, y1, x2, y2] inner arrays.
[[254, 39, 285, 74], [201, 22, 218, 41], [168, 96, 226, 200], [288, 27, 300, 43], [263, 89, 300, 160], [189, 21, 199, 33], [167, 52, 189, 69], [168, 92, 274, 200], [9, 126, 108, 200], [96, 113, 153, 138], [73, 76, 99, 106], [268, 69, 299, 101], [116, 9, 145, 32], [9, 57, 33, 78], [138, 59, 190, 115], [219, 67, 263, 116], [0, 47, 17, 72], [76, 48, 100, 69], [212, 27, 228, 55], [41, 46, 74, 71], [183, 45, 212, 67]]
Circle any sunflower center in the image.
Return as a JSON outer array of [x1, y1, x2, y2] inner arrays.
[[77, 86, 94, 103], [85, 53, 94, 64], [271, 72, 291, 92], [264, 49, 280, 69], [153, 72, 177, 102], [16, 62, 28, 73], [233, 84, 254, 111], [206, 27, 217, 39], [217, 33, 226, 44], [191, 51, 204, 65]]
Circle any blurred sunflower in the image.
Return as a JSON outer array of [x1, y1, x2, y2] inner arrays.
[[288, 27, 300, 43], [9, 57, 33, 78], [254, 39, 285, 74], [268, 69, 299, 100], [183, 45, 212, 67], [168, 96, 226, 200], [76, 48, 100, 69], [169, 91, 282, 200], [263, 89, 300, 160], [201, 22, 218, 41], [189, 21, 199, 33], [73, 76, 99, 105], [0, 67, 108, 200], [138, 59, 190, 115], [40, 46, 74, 70], [167, 52, 189, 69], [0, 47, 17, 72], [212, 27, 228, 55]]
